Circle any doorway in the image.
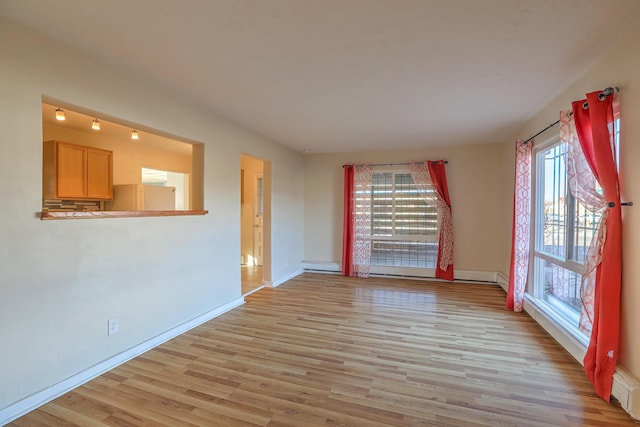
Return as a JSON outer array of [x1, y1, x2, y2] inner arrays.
[[241, 154, 265, 295]]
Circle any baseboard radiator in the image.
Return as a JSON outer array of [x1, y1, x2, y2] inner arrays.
[[301, 261, 499, 284]]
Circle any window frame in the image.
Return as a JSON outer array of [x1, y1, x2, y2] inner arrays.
[[529, 118, 620, 341], [368, 166, 440, 277], [530, 134, 585, 334]]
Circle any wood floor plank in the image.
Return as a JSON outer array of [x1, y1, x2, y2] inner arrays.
[[9, 273, 638, 426]]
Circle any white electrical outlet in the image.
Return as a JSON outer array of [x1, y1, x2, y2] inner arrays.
[[108, 318, 119, 336]]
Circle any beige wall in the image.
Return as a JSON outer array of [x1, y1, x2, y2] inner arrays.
[[303, 143, 508, 275], [501, 28, 640, 379], [0, 16, 304, 412]]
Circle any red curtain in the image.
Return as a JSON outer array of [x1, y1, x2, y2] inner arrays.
[[341, 165, 354, 276], [428, 161, 454, 281], [572, 91, 622, 402]]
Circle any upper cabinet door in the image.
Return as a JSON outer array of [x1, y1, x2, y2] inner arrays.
[[56, 142, 87, 199], [43, 140, 113, 200], [86, 148, 113, 199]]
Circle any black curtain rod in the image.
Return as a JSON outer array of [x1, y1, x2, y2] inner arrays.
[[522, 86, 618, 146], [343, 160, 448, 168], [522, 120, 560, 146]]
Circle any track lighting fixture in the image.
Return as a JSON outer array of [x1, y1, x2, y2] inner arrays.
[[131, 129, 139, 140], [55, 107, 65, 121], [91, 118, 101, 130]]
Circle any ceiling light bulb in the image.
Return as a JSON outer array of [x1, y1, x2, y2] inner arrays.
[[55, 107, 65, 121], [92, 118, 101, 130], [131, 129, 139, 140]]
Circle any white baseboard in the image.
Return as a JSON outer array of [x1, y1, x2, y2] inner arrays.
[[613, 367, 640, 420], [496, 272, 509, 292], [0, 297, 245, 426], [453, 270, 498, 284], [264, 269, 304, 288], [301, 261, 499, 284], [301, 260, 341, 273]]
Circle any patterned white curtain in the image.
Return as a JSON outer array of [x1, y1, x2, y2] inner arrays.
[[352, 165, 373, 278], [507, 140, 531, 312], [409, 162, 453, 272], [561, 110, 607, 333]]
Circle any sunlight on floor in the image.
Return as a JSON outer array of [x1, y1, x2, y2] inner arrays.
[[241, 265, 263, 295]]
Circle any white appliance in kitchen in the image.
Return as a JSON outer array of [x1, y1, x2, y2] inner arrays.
[[106, 184, 176, 211]]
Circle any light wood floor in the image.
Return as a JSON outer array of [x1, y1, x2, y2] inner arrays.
[[10, 273, 638, 426], [242, 265, 263, 295]]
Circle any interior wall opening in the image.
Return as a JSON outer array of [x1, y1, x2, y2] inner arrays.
[[41, 100, 203, 213]]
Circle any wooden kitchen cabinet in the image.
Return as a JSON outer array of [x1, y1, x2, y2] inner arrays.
[[43, 140, 113, 200], [86, 148, 113, 199]]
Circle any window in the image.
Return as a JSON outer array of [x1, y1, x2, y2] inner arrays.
[[141, 168, 190, 210], [531, 119, 619, 336], [369, 169, 439, 274]]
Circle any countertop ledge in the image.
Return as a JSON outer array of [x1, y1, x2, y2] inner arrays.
[[40, 210, 208, 220]]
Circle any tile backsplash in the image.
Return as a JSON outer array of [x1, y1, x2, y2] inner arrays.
[[43, 199, 102, 212]]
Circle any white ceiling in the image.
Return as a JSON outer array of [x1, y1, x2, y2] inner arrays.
[[3, 0, 640, 153]]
